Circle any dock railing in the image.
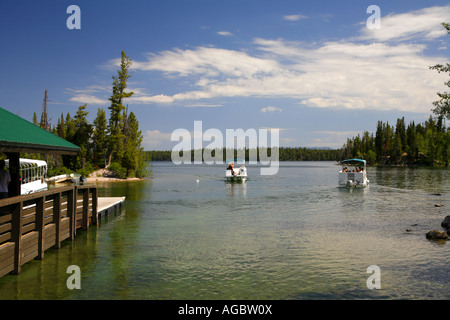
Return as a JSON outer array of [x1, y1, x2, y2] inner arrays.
[[0, 185, 98, 278]]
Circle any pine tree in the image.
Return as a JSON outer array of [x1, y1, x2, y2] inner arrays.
[[58, 113, 65, 139], [375, 121, 384, 163], [62, 113, 77, 169], [122, 111, 144, 177], [73, 104, 92, 168], [40, 89, 50, 131], [107, 51, 134, 167], [32, 112, 38, 125], [93, 108, 108, 168]]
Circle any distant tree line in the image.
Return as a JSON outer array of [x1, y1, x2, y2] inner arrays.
[[29, 51, 148, 179], [143, 147, 341, 162]]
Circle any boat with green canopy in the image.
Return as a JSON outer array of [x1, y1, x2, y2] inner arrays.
[[338, 158, 369, 187]]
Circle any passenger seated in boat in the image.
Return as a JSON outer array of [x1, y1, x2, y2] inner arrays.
[[342, 167, 348, 172], [227, 163, 236, 175]]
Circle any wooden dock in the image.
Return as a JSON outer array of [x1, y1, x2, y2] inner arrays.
[[0, 186, 125, 278], [97, 196, 126, 219]]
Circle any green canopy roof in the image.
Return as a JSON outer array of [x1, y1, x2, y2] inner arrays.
[[0, 107, 79, 155], [342, 158, 367, 166]]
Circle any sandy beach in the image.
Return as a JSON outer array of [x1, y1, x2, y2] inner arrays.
[[86, 168, 145, 183]]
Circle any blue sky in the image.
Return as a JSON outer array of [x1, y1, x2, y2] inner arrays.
[[0, 0, 449, 150]]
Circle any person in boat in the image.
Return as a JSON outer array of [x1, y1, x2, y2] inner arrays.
[[342, 167, 348, 172], [227, 163, 236, 175]]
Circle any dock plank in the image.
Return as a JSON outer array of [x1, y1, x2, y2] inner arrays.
[[97, 197, 125, 218]]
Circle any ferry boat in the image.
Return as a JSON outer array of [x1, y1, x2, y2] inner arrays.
[[338, 158, 369, 188], [225, 160, 247, 182], [5, 158, 48, 194]]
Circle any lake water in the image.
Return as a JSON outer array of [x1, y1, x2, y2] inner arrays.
[[0, 161, 449, 300]]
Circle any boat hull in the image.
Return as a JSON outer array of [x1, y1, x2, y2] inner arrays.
[[225, 166, 247, 182], [338, 172, 369, 188], [225, 175, 247, 183]]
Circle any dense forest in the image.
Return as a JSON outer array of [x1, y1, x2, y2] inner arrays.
[[28, 51, 148, 179], [340, 116, 449, 166]]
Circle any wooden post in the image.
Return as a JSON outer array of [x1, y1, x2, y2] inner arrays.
[[5, 152, 21, 197], [53, 192, 61, 249], [82, 189, 89, 231], [91, 188, 98, 226], [68, 188, 75, 240], [35, 196, 45, 260], [11, 201, 23, 275], [73, 186, 78, 235]]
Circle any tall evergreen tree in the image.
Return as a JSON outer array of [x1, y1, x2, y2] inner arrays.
[[122, 111, 144, 177], [73, 104, 92, 168], [107, 51, 134, 166], [93, 108, 108, 168], [40, 89, 50, 131], [58, 113, 65, 139], [32, 112, 38, 126]]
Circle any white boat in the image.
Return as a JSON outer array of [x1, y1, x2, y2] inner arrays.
[[225, 161, 247, 182], [47, 174, 73, 184], [5, 158, 48, 194], [47, 173, 86, 184], [338, 158, 369, 188]]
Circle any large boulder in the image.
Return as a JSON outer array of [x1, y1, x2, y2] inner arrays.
[[441, 216, 450, 230], [426, 230, 449, 240]]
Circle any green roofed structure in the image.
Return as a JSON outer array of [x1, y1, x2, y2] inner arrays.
[[0, 107, 79, 197], [0, 107, 79, 155]]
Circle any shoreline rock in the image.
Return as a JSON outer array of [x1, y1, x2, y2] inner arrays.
[[426, 230, 449, 240], [441, 216, 450, 231]]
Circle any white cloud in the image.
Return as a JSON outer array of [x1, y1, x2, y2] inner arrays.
[[217, 31, 233, 37], [130, 36, 446, 113], [283, 14, 307, 21], [361, 5, 450, 42], [69, 94, 109, 105], [70, 5, 450, 115], [66, 85, 110, 105], [132, 47, 280, 77], [261, 106, 282, 113]]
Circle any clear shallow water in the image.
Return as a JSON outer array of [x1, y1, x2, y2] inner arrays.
[[0, 161, 449, 300]]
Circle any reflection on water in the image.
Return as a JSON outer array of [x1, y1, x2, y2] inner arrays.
[[225, 181, 247, 198], [0, 162, 449, 300]]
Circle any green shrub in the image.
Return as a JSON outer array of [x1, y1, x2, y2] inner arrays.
[[108, 162, 127, 179]]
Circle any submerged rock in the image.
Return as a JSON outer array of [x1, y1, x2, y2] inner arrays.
[[426, 230, 449, 240]]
